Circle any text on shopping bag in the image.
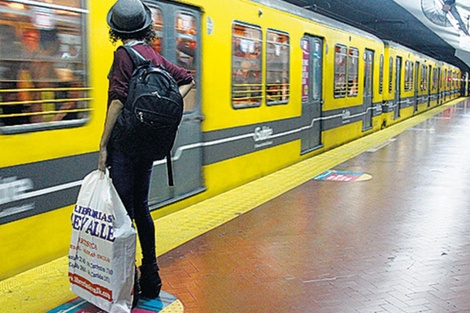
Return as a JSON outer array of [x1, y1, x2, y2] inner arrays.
[[71, 204, 115, 242]]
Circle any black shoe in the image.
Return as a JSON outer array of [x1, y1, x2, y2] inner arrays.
[[132, 266, 141, 309], [139, 263, 162, 298]]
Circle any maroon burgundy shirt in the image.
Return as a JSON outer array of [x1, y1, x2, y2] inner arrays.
[[107, 43, 193, 106]]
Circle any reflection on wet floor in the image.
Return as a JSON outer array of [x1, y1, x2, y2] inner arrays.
[[159, 99, 470, 312]]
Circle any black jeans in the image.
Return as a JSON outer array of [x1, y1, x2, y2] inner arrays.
[[109, 150, 158, 268]]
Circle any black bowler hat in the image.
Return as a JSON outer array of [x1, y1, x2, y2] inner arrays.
[[107, 0, 153, 34]]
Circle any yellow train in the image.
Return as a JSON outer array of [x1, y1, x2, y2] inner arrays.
[[0, 0, 464, 279]]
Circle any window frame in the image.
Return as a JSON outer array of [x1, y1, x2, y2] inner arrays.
[[432, 67, 438, 91], [265, 28, 290, 106], [334, 44, 347, 98], [0, 0, 91, 134], [174, 9, 198, 112], [347, 46, 359, 97], [379, 54, 384, 94], [404, 61, 414, 92], [421, 64, 428, 91], [231, 21, 263, 109]]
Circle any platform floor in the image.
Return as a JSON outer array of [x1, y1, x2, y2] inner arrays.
[[1, 98, 470, 312], [158, 99, 470, 312]]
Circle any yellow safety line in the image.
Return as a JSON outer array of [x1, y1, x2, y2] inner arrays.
[[0, 98, 464, 313], [161, 300, 184, 313]]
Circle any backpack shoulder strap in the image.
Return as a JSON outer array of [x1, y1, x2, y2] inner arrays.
[[122, 45, 148, 67]]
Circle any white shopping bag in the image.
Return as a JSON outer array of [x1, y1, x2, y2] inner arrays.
[[68, 170, 136, 313]]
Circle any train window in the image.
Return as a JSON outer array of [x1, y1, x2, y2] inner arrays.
[[404, 61, 413, 91], [421, 64, 427, 91], [389, 57, 393, 93], [266, 29, 289, 105], [149, 7, 164, 54], [404, 62, 408, 91], [420, 65, 424, 91], [0, 1, 90, 134], [175, 12, 197, 112], [301, 38, 309, 102], [428, 67, 431, 90], [432, 68, 438, 90], [405, 61, 409, 91], [443, 69, 447, 89], [405, 61, 413, 91], [379, 54, 384, 94], [334, 45, 347, 98], [410, 62, 414, 91], [436, 68, 440, 90], [347, 47, 358, 97], [231, 22, 262, 108]]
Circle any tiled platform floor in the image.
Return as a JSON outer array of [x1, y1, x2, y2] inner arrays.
[[158, 100, 470, 312], [1, 99, 469, 313]]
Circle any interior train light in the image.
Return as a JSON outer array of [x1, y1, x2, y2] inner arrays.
[[7, 2, 25, 10]]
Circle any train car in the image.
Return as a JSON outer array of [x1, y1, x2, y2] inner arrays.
[[305, 10, 386, 151], [0, 0, 464, 280], [382, 40, 464, 127], [0, 0, 97, 279], [441, 62, 461, 102], [462, 72, 469, 97], [451, 65, 461, 100], [382, 41, 424, 124], [414, 53, 436, 113]]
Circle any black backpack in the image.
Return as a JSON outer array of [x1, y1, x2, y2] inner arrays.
[[110, 45, 184, 186]]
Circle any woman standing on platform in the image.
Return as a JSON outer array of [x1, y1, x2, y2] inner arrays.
[[98, 0, 194, 306]]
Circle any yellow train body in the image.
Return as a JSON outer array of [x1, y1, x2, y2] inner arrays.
[[0, 0, 465, 280]]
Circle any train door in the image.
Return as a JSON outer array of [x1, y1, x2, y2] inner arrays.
[[444, 69, 448, 102], [414, 61, 419, 112], [362, 49, 374, 130], [465, 72, 469, 97], [394, 57, 402, 119], [437, 67, 442, 104], [466, 72, 469, 97], [460, 72, 467, 97], [146, 2, 204, 207], [427, 65, 432, 107], [300, 36, 323, 153]]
